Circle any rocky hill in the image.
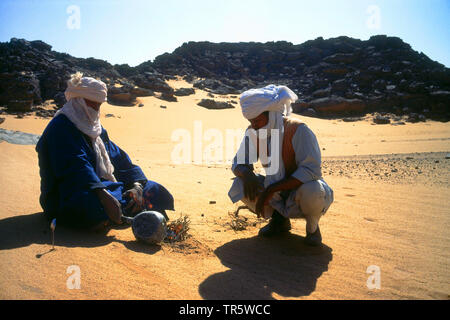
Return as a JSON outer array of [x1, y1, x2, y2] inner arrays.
[[0, 36, 449, 121], [0, 38, 177, 110]]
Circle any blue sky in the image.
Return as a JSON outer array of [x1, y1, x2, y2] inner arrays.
[[0, 0, 449, 67]]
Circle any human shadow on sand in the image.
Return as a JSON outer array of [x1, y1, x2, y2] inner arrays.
[[199, 234, 332, 300], [0, 212, 161, 256]]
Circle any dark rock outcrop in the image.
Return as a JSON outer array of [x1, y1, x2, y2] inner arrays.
[[145, 35, 449, 121], [0, 72, 41, 107], [0, 38, 174, 109], [1, 35, 449, 120], [293, 96, 365, 116]]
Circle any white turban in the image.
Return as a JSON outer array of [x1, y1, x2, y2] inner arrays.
[[239, 84, 298, 120], [64, 72, 107, 103]]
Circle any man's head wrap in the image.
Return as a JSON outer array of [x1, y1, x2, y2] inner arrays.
[[55, 72, 116, 182], [239, 85, 298, 120], [65, 72, 107, 103]]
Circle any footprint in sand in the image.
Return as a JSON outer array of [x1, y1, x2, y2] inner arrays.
[[345, 194, 356, 197], [364, 217, 376, 222]]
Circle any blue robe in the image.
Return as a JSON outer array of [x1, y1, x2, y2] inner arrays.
[[36, 114, 174, 229]]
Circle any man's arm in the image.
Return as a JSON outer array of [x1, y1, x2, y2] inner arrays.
[[266, 176, 303, 194], [231, 132, 261, 201], [256, 125, 322, 216], [94, 188, 123, 224]]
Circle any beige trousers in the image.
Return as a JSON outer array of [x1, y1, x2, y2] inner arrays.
[[237, 178, 334, 234]]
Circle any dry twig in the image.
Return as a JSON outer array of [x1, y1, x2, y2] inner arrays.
[[165, 214, 191, 243]]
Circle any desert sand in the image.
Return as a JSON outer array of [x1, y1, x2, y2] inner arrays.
[[0, 78, 449, 300]]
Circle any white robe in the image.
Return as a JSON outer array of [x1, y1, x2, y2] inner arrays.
[[229, 123, 332, 218]]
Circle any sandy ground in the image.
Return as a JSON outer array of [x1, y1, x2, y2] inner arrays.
[[0, 78, 449, 300]]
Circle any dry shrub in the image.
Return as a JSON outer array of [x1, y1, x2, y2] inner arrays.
[[228, 211, 249, 231], [165, 214, 190, 243]]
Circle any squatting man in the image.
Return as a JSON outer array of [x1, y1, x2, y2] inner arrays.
[[228, 85, 334, 246]]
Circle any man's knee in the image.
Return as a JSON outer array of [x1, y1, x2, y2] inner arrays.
[[143, 180, 175, 212], [295, 180, 327, 217], [60, 190, 108, 228]]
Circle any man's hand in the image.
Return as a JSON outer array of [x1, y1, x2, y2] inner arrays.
[[242, 170, 263, 201], [122, 182, 144, 215], [255, 187, 275, 218], [255, 177, 304, 217], [95, 188, 123, 224]]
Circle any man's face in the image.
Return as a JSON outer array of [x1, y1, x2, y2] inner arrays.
[[84, 98, 102, 111], [249, 112, 269, 130]]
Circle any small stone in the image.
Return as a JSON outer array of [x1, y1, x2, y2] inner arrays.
[[209, 201, 216, 204], [105, 114, 115, 118], [138, 103, 144, 107], [160, 105, 167, 109], [446, 154, 450, 159]]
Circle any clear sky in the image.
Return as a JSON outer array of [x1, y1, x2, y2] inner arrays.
[[0, 0, 449, 67]]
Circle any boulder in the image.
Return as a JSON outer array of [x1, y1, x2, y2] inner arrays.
[[158, 92, 178, 102], [406, 113, 426, 123], [197, 99, 234, 110], [130, 87, 154, 97], [373, 115, 391, 124], [130, 74, 174, 94], [193, 79, 238, 95], [174, 87, 195, 96], [108, 93, 136, 106]]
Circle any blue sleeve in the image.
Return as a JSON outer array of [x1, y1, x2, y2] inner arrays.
[[46, 119, 106, 191], [101, 130, 147, 187]]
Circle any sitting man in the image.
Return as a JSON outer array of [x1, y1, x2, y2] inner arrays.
[[36, 72, 174, 231], [228, 85, 334, 246]]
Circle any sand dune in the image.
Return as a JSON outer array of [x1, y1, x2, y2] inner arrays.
[[0, 80, 449, 300]]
